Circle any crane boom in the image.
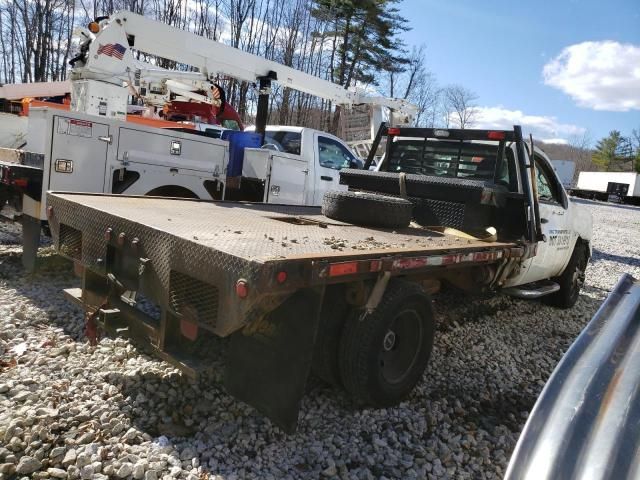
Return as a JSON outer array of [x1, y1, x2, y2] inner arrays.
[[71, 11, 417, 131]]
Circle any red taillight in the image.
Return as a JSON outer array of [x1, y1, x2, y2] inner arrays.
[[329, 262, 358, 277], [387, 127, 401, 136], [180, 318, 198, 341], [13, 178, 28, 188], [276, 271, 287, 284], [235, 280, 249, 298], [487, 131, 505, 140]]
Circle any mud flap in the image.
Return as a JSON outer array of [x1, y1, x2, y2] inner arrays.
[[21, 215, 41, 272], [224, 287, 325, 433]]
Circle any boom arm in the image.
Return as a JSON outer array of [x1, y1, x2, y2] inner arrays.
[[73, 11, 417, 124]]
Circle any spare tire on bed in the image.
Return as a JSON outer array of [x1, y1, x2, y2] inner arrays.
[[322, 190, 413, 229]]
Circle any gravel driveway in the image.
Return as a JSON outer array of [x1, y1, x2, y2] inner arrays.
[[1, 199, 639, 480]]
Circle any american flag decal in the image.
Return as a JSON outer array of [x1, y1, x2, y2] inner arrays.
[[96, 43, 126, 60]]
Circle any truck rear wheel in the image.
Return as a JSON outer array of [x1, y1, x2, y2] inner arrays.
[[338, 280, 435, 406], [544, 241, 589, 309], [322, 191, 413, 229], [311, 286, 351, 387]]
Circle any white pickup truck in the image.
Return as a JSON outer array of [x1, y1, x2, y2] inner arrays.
[[239, 126, 357, 205], [0, 108, 359, 269]]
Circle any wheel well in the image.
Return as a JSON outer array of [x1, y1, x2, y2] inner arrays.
[[576, 237, 591, 260], [145, 185, 199, 199]]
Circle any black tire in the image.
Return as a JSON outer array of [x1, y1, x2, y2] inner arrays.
[[311, 286, 351, 387], [544, 241, 589, 309], [338, 168, 497, 203], [338, 280, 435, 406], [322, 190, 413, 229]]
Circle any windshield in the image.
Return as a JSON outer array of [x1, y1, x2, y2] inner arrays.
[[386, 138, 514, 187]]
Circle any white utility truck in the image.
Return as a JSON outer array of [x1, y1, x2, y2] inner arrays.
[[240, 126, 360, 205], [0, 112, 355, 269], [0, 10, 416, 270], [48, 125, 592, 432], [571, 171, 640, 204]]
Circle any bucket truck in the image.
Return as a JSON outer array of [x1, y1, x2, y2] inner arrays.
[[69, 11, 416, 136], [0, 10, 417, 271]]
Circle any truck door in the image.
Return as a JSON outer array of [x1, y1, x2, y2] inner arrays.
[[266, 154, 307, 205], [313, 134, 357, 205], [49, 116, 110, 193], [525, 153, 572, 281]]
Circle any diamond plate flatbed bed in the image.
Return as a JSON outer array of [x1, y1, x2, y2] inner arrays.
[[48, 192, 517, 259], [47, 192, 523, 335], [46, 192, 524, 432]]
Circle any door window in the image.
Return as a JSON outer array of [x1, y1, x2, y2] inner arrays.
[[534, 155, 563, 205], [318, 136, 358, 170]]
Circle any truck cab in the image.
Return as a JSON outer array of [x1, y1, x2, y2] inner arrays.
[[359, 125, 592, 306], [240, 126, 360, 206]]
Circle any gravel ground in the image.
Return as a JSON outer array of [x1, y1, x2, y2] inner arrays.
[[1, 199, 639, 480]]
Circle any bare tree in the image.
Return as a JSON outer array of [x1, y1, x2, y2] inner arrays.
[[566, 131, 594, 182], [383, 45, 439, 127], [443, 85, 478, 129], [0, 0, 458, 135]]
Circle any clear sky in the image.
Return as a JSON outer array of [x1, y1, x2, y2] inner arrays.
[[398, 0, 640, 145]]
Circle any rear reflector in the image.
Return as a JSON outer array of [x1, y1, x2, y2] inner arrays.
[[387, 127, 401, 136], [235, 280, 249, 298], [276, 271, 288, 284], [487, 131, 506, 140], [329, 262, 358, 277], [180, 318, 198, 341]]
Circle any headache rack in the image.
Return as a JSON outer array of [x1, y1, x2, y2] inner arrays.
[[364, 123, 542, 244]]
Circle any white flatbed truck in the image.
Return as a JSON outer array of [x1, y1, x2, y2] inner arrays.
[[47, 125, 593, 432]]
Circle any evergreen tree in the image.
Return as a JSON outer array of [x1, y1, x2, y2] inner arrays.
[[592, 130, 631, 171], [311, 0, 410, 131]]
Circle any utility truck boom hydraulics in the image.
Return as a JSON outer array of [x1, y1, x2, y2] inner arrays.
[[71, 11, 417, 135]]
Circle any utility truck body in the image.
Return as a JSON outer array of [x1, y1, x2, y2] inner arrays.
[[0, 108, 360, 269]]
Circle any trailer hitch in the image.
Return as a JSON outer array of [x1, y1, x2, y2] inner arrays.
[[84, 273, 126, 345]]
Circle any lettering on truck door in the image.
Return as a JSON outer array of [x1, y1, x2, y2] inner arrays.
[[313, 134, 358, 206], [49, 116, 110, 193], [525, 153, 573, 282]]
